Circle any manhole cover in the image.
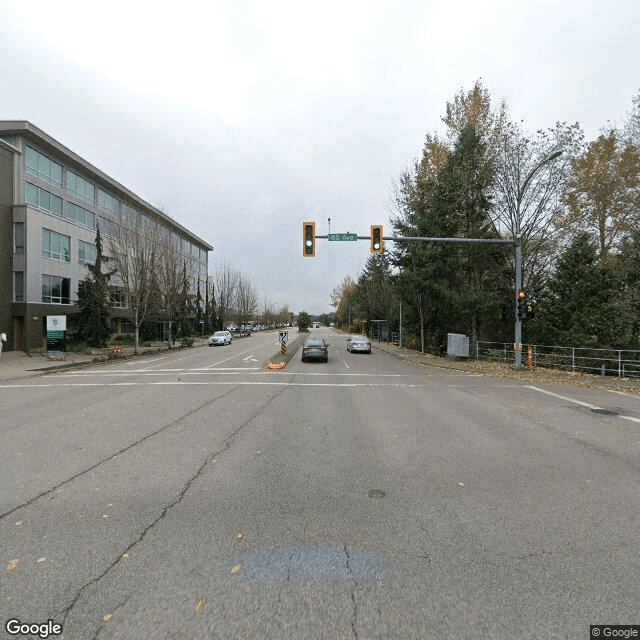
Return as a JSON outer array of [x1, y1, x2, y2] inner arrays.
[[590, 409, 619, 416], [368, 489, 386, 499]]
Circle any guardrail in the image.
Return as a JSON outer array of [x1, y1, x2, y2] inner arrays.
[[476, 342, 640, 378]]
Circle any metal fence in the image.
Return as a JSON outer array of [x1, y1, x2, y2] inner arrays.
[[476, 341, 640, 379]]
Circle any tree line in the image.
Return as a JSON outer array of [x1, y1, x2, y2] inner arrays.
[[331, 81, 640, 354], [74, 218, 290, 351]]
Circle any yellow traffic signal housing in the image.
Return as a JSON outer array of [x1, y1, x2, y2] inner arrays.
[[303, 221, 316, 257], [370, 225, 383, 254]]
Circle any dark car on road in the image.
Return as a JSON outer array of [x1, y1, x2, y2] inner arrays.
[[301, 337, 329, 362]]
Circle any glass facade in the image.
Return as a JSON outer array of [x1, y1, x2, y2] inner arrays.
[[67, 202, 96, 229], [26, 146, 63, 188], [67, 171, 95, 205], [26, 182, 63, 216], [14, 272, 24, 302], [14, 223, 24, 253], [98, 189, 120, 215], [78, 240, 97, 265], [42, 275, 71, 304], [42, 229, 71, 262]]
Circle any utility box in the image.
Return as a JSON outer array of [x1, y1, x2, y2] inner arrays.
[[447, 333, 469, 359]]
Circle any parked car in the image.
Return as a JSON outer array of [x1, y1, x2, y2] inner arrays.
[[208, 331, 232, 346], [301, 337, 329, 362], [346, 335, 372, 353]]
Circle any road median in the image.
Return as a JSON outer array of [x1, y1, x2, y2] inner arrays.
[[265, 333, 307, 370]]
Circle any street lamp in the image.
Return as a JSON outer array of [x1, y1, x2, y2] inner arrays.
[[514, 149, 563, 368]]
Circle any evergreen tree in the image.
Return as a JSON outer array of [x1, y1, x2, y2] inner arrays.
[[393, 124, 509, 354], [75, 226, 113, 348], [533, 233, 633, 348], [195, 281, 204, 335]]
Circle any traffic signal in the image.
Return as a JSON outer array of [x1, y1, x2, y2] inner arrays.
[[303, 221, 316, 257], [370, 225, 384, 254], [517, 289, 528, 321]]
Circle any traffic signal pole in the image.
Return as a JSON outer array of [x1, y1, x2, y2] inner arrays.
[[514, 236, 523, 369], [309, 225, 527, 369]]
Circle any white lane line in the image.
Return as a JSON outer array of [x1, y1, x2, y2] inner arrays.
[[343, 360, 350, 369], [0, 381, 426, 389], [123, 356, 169, 367], [525, 385, 640, 424], [209, 340, 274, 367], [51, 370, 411, 378]]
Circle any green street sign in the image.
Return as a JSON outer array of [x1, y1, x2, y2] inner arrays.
[[328, 233, 357, 241]]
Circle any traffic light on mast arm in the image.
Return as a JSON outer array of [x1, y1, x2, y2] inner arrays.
[[303, 221, 316, 257], [517, 289, 528, 321], [370, 225, 384, 254]]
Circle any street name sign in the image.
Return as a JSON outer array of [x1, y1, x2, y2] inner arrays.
[[328, 233, 357, 241]]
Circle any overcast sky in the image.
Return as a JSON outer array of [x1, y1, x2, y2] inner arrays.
[[1, 0, 638, 314]]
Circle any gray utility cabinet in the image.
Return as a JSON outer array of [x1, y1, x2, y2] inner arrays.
[[447, 333, 469, 358]]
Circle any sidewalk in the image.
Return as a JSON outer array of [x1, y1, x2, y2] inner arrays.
[[372, 341, 640, 394], [0, 349, 96, 381], [0, 338, 211, 382]]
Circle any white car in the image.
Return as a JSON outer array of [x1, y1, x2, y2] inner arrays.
[[209, 331, 232, 346]]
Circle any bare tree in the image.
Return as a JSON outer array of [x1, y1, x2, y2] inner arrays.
[[214, 261, 239, 330], [235, 272, 259, 331], [155, 235, 185, 343], [492, 121, 583, 286], [106, 205, 162, 353]]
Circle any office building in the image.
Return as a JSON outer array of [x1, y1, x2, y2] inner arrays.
[[0, 121, 213, 351]]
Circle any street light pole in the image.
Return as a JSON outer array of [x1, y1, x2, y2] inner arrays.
[[514, 149, 563, 368]]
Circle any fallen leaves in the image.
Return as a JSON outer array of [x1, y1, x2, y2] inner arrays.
[[5, 559, 20, 572], [236, 532, 244, 540], [195, 598, 205, 612], [230, 564, 242, 574]]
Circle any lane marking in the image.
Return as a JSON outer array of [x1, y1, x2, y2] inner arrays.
[[49, 370, 413, 378], [209, 340, 274, 368], [0, 381, 427, 389], [524, 385, 640, 425]]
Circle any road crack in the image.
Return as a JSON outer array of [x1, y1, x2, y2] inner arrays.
[[344, 544, 358, 639], [59, 383, 292, 626], [1, 384, 244, 520]]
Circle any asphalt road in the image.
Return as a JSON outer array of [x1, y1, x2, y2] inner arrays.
[[1, 328, 639, 639]]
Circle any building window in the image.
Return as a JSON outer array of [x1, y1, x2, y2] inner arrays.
[[14, 223, 24, 253], [67, 170, 95, 205], [14, 272, 24, 302], [26, 146, 63, 188], [42, 275, 70, 304], [42, 229, 71, 262], [26, 182, 63, 217], [112, 319, 135, 334], [67, 203, 96, 229], [79, 240, 97, 266], [110, 288, 127, 308], [98, 189, 120, 216], [98, 216, 120, 239]]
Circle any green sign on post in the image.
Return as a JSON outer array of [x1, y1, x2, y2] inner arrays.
[[328, 233, 358, 241]]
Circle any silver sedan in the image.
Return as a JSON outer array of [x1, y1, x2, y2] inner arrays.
[[346, 336, 372, 353]]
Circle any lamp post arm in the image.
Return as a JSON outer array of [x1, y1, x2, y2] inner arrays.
[[517, 150, 563, 204]]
